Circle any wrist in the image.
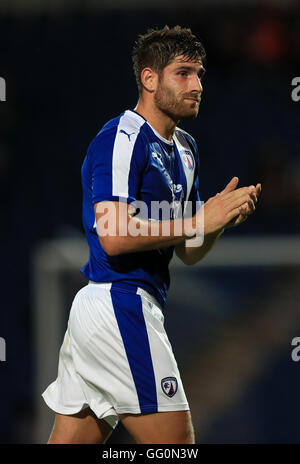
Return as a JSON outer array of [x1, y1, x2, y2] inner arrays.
[[183, 216, 197, 239], [213, 227, 224, 241], [205, 227, 224, 243], [216, 227, 225, 237]]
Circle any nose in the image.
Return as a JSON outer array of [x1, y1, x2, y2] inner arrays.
[[196, 76, 203, 93], [191, 75, 202, 95]]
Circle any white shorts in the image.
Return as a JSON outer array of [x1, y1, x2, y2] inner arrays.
[[42, 282, 189, 430]]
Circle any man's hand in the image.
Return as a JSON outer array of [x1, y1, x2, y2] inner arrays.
[[222, 178, 261, 229], [198, 177, 261, 235]]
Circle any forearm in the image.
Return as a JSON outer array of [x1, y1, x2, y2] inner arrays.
[[104, 218, 190, 255], [96, 202, 195, 256], [175, 227, 224, 265]]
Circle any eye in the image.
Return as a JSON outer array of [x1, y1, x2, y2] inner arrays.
[[178, 71, 188, 77]]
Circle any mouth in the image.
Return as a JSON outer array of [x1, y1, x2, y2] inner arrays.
[[184, 97, 200, 102]]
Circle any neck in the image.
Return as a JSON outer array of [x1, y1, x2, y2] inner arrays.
[[134, 97, 178, 142]]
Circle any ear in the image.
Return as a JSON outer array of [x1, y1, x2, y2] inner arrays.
[[140, 67, 158, 93]]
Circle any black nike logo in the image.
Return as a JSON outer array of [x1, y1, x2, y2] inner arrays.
[[120, 129, 135, 141]]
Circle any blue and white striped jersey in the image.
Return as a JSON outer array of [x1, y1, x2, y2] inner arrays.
[[81, 109, 201, 308]]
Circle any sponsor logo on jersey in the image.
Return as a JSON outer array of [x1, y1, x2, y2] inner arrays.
[[180, 150, 194, 171], [152, 151, 164, 167], [173, 183, 183, 194], [161, 377, 178, 397], [120, 129, 135, 141]]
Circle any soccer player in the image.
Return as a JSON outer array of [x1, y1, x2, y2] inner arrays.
[[42, 25, 261, 444]]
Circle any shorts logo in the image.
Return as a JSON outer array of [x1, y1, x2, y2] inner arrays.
[[161, 377, 178, 397]]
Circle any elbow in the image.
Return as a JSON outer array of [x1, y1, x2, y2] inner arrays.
[[176, 251, 198, 266], [99, 236, 123, 256], [181, 257, 198, 266], [182, 252, 207, 265]]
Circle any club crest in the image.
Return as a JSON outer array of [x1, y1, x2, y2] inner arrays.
[[161, 377, 178, 397], [180, 151, 194, 171]]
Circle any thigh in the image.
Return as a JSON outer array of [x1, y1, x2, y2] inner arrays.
[[48, 407, 113, 444], [119, 410, 195, 444]]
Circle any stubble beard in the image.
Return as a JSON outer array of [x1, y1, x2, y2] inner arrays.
[[154, 79, 199, 122]]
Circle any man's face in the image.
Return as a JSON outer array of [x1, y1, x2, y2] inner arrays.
[[153, 55, 205, 121]]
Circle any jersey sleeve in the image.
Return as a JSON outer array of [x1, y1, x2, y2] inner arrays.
[[89, 127, 147, 205]]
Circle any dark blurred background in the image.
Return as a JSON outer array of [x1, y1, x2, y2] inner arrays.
[[1, 0, 300, 444]]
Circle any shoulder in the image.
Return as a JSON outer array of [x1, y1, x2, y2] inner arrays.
[[87, 110, 149, 170], [86, 115, 121, 156], [117, 109, 147, 136], [174, 127, 200, 174], [174, 126, 198, 154], [90, 110, 147, 152]]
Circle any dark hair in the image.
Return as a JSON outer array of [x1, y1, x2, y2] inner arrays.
[[132, 25, 206, 95]]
